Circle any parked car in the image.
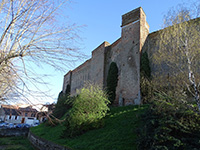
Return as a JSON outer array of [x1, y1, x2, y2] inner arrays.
[[16, 123, 31, 128], [32, 122, 40, 127], [0, 122, 9, 128], [0, 118, 3, 123], [16, 124, 22, 128], [21, 123, 31, 128], [8, 123, 15, 128]]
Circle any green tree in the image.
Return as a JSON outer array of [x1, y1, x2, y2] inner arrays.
[[64, 83, 110, 137], [153, 1, 200, 111], [138, 91, 200, 149], [65, 84, 71, 96], [53, 90, 72, 119], [106, 62, 118, 104], [141, 51, 151, 78], [140, 51, 153, 103]]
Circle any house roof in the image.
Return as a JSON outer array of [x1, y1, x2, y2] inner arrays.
[[1, 105, 18, 109], [19, 106, 37, 113], [0, 105, 37, 116], [3, 108, 21, 116], [43, 104, 55, 111]]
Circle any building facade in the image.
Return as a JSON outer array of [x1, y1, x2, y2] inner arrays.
[[0, 105, 38, 125]]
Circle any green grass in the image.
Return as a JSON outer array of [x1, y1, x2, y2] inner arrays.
[[31, 105, 149, 150], [0, 136, 34, 150]]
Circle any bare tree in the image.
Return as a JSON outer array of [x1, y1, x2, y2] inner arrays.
[[153, 1, 200, 111], [0, 0, 82, 104]]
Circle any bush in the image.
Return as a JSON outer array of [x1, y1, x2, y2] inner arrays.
[[141, 51, 151, 78], [140, 75, 154, 104], [137, 91, 200, 150], [106, 62, 118, 104], [63, 83, 110, 138], [52, 91, 73, 119], [140, 51, 153, 104]]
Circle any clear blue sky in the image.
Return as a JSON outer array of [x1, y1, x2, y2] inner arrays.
[[37, 0, 191, 104]]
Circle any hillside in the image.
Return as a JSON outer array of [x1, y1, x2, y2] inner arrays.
[[31, 105, 148, 150]]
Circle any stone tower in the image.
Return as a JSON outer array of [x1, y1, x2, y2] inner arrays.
[[116, 7, 149, 105]]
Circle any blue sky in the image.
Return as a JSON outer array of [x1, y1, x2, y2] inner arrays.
[[37, 0, 191, 104]]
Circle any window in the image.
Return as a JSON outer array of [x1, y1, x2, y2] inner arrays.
[[27, 117, 34, 120], [25, 113, 28, 117], [31, 113, 35, 117]]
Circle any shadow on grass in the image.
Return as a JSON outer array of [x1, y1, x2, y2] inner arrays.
[[0, 136, 34, 150]]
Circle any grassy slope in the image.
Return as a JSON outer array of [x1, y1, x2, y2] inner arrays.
[[0, 136, 34, 150], [31, 105, 148, 150]]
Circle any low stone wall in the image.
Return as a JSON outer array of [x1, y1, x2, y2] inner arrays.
[[28, 131, 72, 150], [0, 128, 29, 137]]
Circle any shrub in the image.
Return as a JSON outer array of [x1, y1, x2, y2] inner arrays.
[[137, 91, 200, 150], [52, 91, 73, 119], [140, 51, 151, 78], [65, 84, 71, 96], [63, 83, 110, 137], [140, 51, 153, 104], [106, 62, 118, 104], [140, 75, 154, 104]]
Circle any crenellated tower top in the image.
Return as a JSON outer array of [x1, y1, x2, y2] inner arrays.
[[121, 7, 146, 27]]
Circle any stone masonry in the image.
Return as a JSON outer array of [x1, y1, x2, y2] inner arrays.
[[62, 7, 200, 106], [62, 7, 149, 106]]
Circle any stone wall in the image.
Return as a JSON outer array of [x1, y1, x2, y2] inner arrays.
[[62, 7, 200, 106], [0, 128, 29, 137], [141, 31, 161, 75], [28, 131, 72, 150], [62, 41, 110, 95], [104, 38, 122, 88], [62, 71, 72, 94], [142, 29, 177, 78], [62, 7, 149, 106], [70, 59, 91, 96], [90, 41, 110, 87], [105, 7, 149, 106]]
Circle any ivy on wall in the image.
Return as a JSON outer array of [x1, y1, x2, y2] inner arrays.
[[140, 51, 151, 78], [140, 51, 152, 104], [65, 84, 71, 95], [106, 62, 118, 104]]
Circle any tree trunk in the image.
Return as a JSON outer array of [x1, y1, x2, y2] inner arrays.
[[185, 42, 200, 111]]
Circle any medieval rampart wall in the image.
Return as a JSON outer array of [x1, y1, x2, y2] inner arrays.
[[90, 41, 110, 86], [63, 71, 72, 94], [142, 31, 162, 75], [70, 59, 91, 96], [63, 42, 110, 96], [142, 17, 200, 80], [104, 38, 121, 86], [62, 7, 149, 106], [62, 7, 200, 106], [104, 38, 122, 105]]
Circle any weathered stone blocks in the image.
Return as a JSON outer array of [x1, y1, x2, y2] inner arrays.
[[62, 7, 149, 106]]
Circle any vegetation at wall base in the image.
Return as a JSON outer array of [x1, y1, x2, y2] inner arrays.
[[31, 105, 148, 150], [137, 91, 200, 150], [140, 51, 153, 104], [141, 51, 151, 79], [62, 83, 110, 138], [106, 62, 119, 104], [52, 91, 73, 119]]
